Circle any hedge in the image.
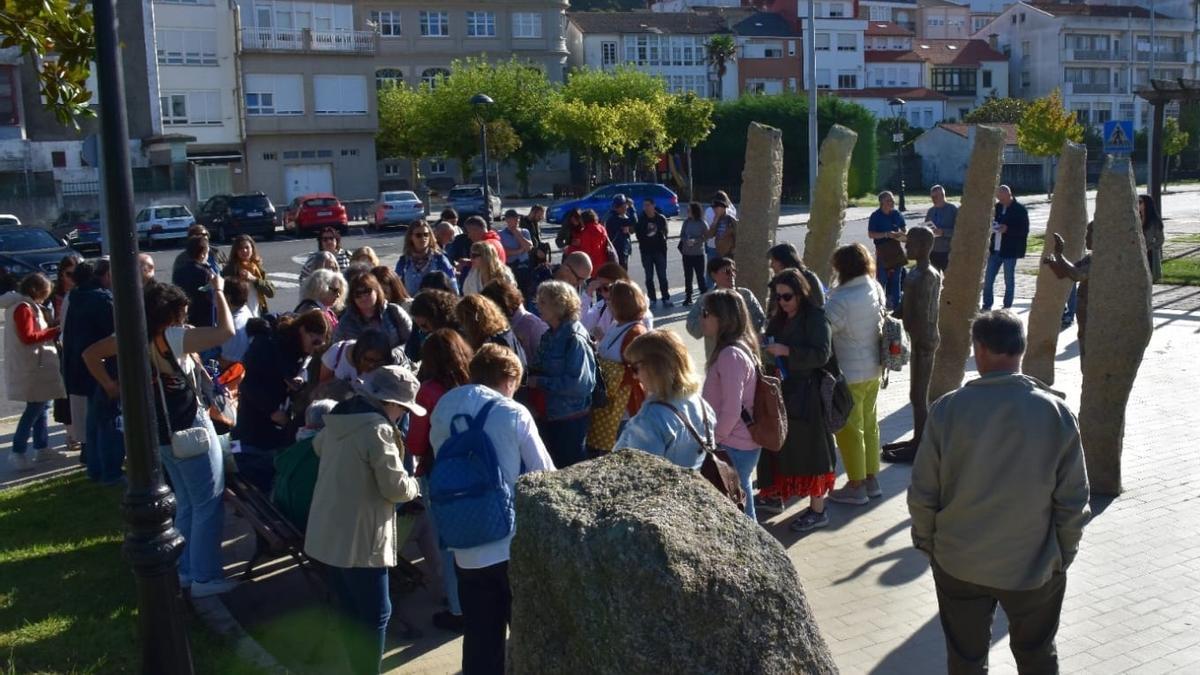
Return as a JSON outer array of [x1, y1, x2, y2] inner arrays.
[[691, 94, 878, 199]]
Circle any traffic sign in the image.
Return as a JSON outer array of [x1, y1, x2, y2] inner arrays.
[[1103, 120, 1134, 155]]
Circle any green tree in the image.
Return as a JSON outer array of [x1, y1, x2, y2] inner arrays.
[[963, 97, 1030, 124], [560, 67, 671, 182], [706, 35, 737, 100], [377, 84, 435, 190], [0, 0, 96, 126], [665, 92, 715, 200], [1017, 89, 1084, 157], [1163, 117, 1190, 189], [543, 98, 622, 188]]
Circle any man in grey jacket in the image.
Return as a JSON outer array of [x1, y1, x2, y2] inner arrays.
[[908, 310, 1090, 674]]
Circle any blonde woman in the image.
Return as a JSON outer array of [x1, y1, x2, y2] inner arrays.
[[395, 221, 458, 295], [461, 240, 514, 296], [614, 330, 714, 470], [351, 246, 380, 267], [528, 280, 595, 468], [585, 280, 648, 456]]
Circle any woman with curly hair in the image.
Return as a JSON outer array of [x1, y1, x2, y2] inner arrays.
[[222, 234, 275, 316], [454, 295, 526, 368], [461, 240, 514, 296]]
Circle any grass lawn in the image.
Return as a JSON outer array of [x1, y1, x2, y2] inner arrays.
[[0, 473, 266, 674], [1160, 256, 1200, 286], [1027, 233, 1046, 254]]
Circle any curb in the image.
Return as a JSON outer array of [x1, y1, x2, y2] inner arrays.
[[192, 595, 290, 674]]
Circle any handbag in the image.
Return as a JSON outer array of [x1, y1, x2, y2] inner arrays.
[[651, 401, 746, 511], [874, 237, 907, 271], [154, 343, 213, 460]]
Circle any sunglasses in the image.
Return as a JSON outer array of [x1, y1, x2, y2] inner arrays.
[[413, 232, 431, 239], [776, 292, 796, 303]]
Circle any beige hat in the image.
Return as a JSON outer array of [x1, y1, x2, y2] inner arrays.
[[360, 365, 427, 416]]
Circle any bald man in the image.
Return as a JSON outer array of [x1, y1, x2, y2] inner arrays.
[[982, 185, 1029, 311]]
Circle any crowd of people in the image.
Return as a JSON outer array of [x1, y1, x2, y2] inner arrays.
[[2, 182, 1129, 674]]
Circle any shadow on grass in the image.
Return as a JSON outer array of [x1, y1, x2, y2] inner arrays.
[[0, 473, 267, 674]]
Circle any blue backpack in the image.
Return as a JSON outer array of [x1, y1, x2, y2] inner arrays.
[[427, 400, 515, 549]]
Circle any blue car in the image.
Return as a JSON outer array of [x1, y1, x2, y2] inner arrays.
[[547, 183, 679, 223]]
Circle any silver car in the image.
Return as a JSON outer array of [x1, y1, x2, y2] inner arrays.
[[135, 204, 195, 248], [371, 190, 425, 229]]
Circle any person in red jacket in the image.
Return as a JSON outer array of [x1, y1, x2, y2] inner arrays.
[[565, 209, 613, 272], [465, 215, 506, 264], [3, 273, 67, 470]]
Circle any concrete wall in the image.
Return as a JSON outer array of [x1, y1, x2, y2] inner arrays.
[[244, 132, 378, 205]]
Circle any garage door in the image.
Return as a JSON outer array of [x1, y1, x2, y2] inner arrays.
[[284, 164, 334, 202]]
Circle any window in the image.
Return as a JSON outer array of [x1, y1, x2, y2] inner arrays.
[[663, 74, 707, 97], [1119, 102, 1135, 121], [827, 2, 847, 18], [746, 79, 783, 95], [383, 164, 400, 177], [420, 11, 449, 37], [282, 150, 300, 159], [837, 72, 857, 88], [1094, 103, 1112, 125], [300, 150, 316, 159], [923, 109, 933, 127], [763, 47, 783, 58], [815, 33, 830, 51], [931, 68, 977, 94], [51, 151, 67, 168], [244, 74, 304, 115], [314, 75, 368, 115], [262, 152, 277, 161], [909, 110, 920, 126], [421, 68, 450, 89], [369, 11, 400, 37], [837, 33, 857, 52], [160, 90, 221, 125], [1020, 70, 1030, 88], [155, 29, 217, 66], [0, 67, 16, 126], [316, 149, 333, 158], [376, 68, 403, 90], [513, 12, 542, 38], [869, 6, 889, 21], [466, 11, 496, 38], [601, 41, 618, 67], [622, 35, 705, 67], [429, 158, 446, 174], [981, 70, 992, 88], [815, 69, 831, 89], [341, 148, 359, 157]]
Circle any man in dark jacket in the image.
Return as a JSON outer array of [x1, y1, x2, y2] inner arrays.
[[62, 259, 124, 484], [603, 194, 636, 270], [982, 185, 1029, 310], [635, 198, 672, 307], [173, 236, 216, 328]]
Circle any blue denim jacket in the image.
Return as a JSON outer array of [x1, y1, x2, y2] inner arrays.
[[614, 394, 713, 470], [535, 320, 595, 420]]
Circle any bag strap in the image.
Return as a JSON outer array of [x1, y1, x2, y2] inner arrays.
[[155, 334, 201, 404], [470, 399, 498, 432], [650, 400, 715, 456], [602, 321, 636, 353], [153, 363, 176, 435]]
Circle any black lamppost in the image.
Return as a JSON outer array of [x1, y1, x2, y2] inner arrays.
[[888, 96, 908, 212], [471, 93, 495, 217], [92, 0, 194, 672]]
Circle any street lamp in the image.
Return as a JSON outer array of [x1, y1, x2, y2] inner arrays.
[[471, 93, 496, 217], [888, 97, 907, 212]]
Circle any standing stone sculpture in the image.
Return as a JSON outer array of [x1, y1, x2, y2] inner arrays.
[[882, 226, 941, 463], [509, 450, 838, 675], [737, 122, 784, 307], [929, 126, 1005, 401], [803, 124, 859, 286], [1024, 141, 1087, 385], [1079, 157, 1153, 496]]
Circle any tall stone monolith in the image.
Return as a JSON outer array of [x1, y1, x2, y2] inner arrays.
[[737, 122, 784, 307], [803, 124, 859, 286], [1079, 157, 1153, 496], [928, 125, 1006, 401], [1024, 142, 1088, 385]]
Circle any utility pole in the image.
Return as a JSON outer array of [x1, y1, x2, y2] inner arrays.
[[807, 0, 818, 208], [93, 0, 194, 672], [1149, 0, 1158, 172]]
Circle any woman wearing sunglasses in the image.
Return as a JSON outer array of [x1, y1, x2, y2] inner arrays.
[[395, 221, 458, 296], [299, 226, 351, 282], [757, 268, 838, 533]]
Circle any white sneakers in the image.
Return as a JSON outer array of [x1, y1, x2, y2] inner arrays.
[[190, 578, 239, 599], [8, 450, 37, 471]]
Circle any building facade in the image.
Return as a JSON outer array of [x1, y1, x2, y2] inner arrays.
[[917, 0, 972, 40], [732, 11, 804, 95]]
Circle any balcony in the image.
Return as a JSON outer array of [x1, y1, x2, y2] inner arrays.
[[1067, 82, 1111, 94], [1136, 50, 1188, 63], [1069, 49, 1128, 62], [241, 28, 377, 55]]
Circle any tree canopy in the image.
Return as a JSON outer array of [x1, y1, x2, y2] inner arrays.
[[0, 0, 95, 126], [1017, 89, 1084, 157], [963, 97, 1030, 124]]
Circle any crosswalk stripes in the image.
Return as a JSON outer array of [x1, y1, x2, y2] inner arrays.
[[266, 272, 300, 289]]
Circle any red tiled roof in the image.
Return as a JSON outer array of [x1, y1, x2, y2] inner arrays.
[[939, 122, 1019, 145], [1027, 3, 1173, 20], [866, 21, 915, 37], [913, 39, 1007, 66], [865, 50, 925, 63], [832, 87, 949, 101]]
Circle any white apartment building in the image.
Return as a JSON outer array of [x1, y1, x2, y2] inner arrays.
[[918, 0, 972, 40], [858, 0, 920, 33], [566, 12, 739, 100], [152, 0, 245, 200], [798, 0, 869, 91], [856, 22, 945, 127], [980, 1, 1199, 130]]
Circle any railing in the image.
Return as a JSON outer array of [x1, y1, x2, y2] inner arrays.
[[933, 88, 977, 97], [1071, 49, 1128, 62], [1136, 50, 1188, 63], [1069, 82, 1111, 94], [240, 28, 377, 55]]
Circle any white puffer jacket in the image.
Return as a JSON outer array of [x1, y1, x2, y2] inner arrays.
[[824, 275, 885, 383]]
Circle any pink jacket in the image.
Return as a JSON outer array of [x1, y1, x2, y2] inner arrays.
[[702, 345, 758, 451]]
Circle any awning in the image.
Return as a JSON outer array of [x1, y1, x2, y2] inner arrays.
[[187, 153, 244, 163]]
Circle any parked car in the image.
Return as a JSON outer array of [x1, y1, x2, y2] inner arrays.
[[49, 210, 102, 253], [196, 192, 277, 242], [0, 225, 76, 281], [0, 214, 21, 227], [135, 204, 194, 248], [283, 193, 349, 236], [447, 184, 501, 221], [370, 191, 424, 229], [547, 183, 680, 223]]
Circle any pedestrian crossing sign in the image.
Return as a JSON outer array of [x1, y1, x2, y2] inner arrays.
[[1103, 120, 1134, 155]]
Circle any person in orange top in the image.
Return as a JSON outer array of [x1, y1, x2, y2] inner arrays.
[[564, 209, 613, 272], [3, 273, 67, 470]]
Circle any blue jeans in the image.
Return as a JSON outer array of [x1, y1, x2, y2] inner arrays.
[[86, 391, 126, 484], [640, 249, 670, 303], [12, 401, 50, 456], [325, 565, 391, 675], [876, 265, 905, 311], [705, 246, 719, 285], [1063, 283, 1078, 323], [159, 411, 225, 584], [722, 445, 762, 521], [541, 415, 590, 468], [982, 253, 1018, 309], [419, 478, 461, 616]]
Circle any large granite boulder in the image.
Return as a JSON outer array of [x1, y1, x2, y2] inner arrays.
[[508, 450, 837, 675]]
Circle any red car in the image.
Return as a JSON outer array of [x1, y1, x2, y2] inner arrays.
[[283, 193, 348, 236]]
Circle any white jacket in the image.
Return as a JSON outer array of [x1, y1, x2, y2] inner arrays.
[[824, 275, 884, 383]]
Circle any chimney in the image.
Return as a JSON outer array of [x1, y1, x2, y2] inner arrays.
[[988, 33, 999, 50]]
